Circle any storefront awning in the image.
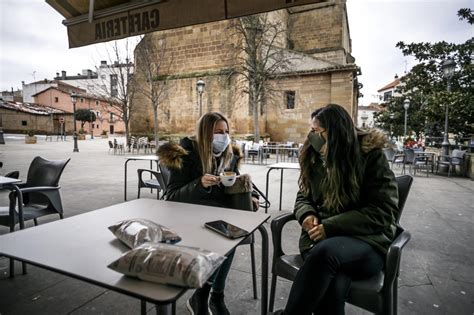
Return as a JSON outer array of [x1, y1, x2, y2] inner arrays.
[[46, 0, 327, 48]]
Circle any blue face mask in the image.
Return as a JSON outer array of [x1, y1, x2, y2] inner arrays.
[[213, 133, 230, 154]]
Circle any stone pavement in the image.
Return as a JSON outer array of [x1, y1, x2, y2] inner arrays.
[[0, 136, 473, 315]]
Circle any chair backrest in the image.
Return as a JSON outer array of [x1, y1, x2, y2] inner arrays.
[[158, 164, 170, 189], [26, 156, 70, 206], [26, 156, 70, 187], [395, 175, 413, 223], [403, 149, 415, 163], [383, 148, 395, 162], [451, 149, 466, 159]]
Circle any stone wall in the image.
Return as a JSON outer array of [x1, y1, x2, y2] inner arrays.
[[130, 0, 358, 141], [265, 69, 356, 143], [288, 1, 347, 64], [0, 109, 74, 134]]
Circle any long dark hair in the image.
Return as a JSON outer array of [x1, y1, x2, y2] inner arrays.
[[298, 104, 363, 211]]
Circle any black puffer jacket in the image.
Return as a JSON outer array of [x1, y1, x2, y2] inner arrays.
[[294, 129, 399, 255], [157, 137, 243, 207]]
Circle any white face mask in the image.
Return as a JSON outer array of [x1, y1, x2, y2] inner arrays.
[[212, 133, 230, 154]]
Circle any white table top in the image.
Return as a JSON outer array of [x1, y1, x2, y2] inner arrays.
[[0, 176, 21, 186], [125, 155, 159, 161], [0, 198, 269, 304], [267, 162, 300, 169]]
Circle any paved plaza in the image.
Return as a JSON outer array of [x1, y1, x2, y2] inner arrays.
[[0, 136, 473, 315]]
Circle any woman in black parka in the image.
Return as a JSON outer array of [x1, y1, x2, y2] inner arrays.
[[276, 104, 399, 315], [158, 112, 258, 315]]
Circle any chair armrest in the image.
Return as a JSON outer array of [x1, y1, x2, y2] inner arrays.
[[10, 186, 64, 214], [19, 186, 60, 193], [271, 212, 296, 259], [437, 155, 451, 161], [384, 230, 411, 287], [137, 168, 161, 178], [138, 169, 165, 190]]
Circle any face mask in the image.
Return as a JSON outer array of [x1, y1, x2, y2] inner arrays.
[[213, 133, 230, 154], [308, 131, 326, 153]]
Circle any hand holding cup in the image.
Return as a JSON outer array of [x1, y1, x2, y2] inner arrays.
[[219, 172, 237, 187]]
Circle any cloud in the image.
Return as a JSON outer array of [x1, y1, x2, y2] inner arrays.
[[347, 0, 472, 104]]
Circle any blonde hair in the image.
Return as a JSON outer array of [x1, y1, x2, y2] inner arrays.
[[195, 112, 233, 174]]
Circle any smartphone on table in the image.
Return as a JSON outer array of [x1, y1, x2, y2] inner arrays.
[[204, 220, 249, 239]]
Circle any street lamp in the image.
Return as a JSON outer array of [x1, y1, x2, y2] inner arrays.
[[88, 99, 94, 139], [403, 99, 410, 138], [389, 112, 395, 140], [71, 92, 79, 152], [441, 58, 456, 156], [196, 79, 205, 117]]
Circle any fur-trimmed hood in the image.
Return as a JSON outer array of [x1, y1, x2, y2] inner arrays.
[[157, 138, 243, 170], [358, 128, 390, 153]]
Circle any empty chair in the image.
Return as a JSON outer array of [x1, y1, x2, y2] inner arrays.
[[108, 140, 114, 153], [247, 143, 260, 163], [269, 175, 413, 315], [5, 171, 20, 179], [128, 136, 137, 153], [436, 149, 466, 177], [137, 169, 164, 199], [383, 148, 404, 170], [0, 156, 70, 276], [114, 138, 124, 154]]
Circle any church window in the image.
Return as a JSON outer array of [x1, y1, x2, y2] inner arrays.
[[285, 91, 295, 109]]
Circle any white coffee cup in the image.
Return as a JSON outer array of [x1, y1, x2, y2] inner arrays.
[[220, 172, 237, 187]]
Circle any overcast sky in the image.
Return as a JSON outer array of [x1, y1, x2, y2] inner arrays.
[[0, 0, 472, 105]]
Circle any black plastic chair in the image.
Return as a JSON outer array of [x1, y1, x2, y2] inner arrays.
[[269, 175, 413, 315], [137, 169, 164, 199], [0, 156, 70, 276], [5, 171, 20, 179]]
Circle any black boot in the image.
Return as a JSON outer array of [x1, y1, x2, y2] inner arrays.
[[209, 291, 230, 315], [186, 283, 212, 315]]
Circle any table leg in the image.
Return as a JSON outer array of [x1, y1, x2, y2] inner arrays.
[[155, 302, 173, 315], [279, 169, 284, 211], [9, 184, 25, 276], [124, 159, 131, 201], [258, 225, 269, 315], [265, 168, 274, 214]]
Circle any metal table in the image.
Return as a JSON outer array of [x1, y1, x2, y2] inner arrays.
[[264, 162, 300, 213], [124, 155, 160, 201], [0, 176, 24, 275], [0, 198, 270, 315]]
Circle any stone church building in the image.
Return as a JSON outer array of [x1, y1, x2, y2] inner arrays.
[[131, 0, 359, 143]]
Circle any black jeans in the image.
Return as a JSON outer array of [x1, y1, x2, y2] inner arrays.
[[284, 236, 384, 315], [209, 248, 235, 292]]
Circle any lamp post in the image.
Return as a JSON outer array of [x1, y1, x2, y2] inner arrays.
[[389, 112, 395, 141], [441, 58, 456, 156], [403, 99, 410, 139], [71, 92, 79, 152], [196, 79, 205, 117], [88, 98, 94, 139]]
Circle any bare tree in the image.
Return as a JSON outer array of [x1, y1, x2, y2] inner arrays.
[[229, 13, 293, 141], [88, 40, 136, 144], [134, 35, 173, 145]]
